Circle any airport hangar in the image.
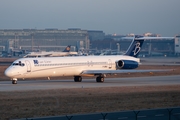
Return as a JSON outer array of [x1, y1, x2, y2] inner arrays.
[[0, 29, 179, 57]]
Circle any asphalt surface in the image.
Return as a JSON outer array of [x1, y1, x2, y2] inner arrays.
[[0, 75, 180, 91]]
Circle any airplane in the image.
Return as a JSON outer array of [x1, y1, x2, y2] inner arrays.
[[23, 45, 78, 58], [4, 35, 174, 84]]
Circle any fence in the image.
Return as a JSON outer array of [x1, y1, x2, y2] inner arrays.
[[16, 107, 180, 120]]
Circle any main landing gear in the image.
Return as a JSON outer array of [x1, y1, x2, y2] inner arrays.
[[96, 76, 104, 82], [74, 76, 82, 82], [74, 75, 105, 83], [12, 78, 17, 84], [96, 74, 105, 82]]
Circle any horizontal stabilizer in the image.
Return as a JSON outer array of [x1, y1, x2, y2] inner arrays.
[[135, 37, 174, 40]]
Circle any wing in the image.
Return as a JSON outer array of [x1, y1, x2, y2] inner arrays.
[[81, 69, 172, 75]]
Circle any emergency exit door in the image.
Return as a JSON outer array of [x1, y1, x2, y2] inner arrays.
[[108, 59, 112, 69]]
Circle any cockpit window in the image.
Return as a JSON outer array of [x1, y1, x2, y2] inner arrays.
[[12, 63, 19, 66], [12, 62, 25, 66]]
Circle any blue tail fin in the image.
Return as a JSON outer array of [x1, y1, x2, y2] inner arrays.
[[125, 35, 144, 57], [63, 45, 71, 52]]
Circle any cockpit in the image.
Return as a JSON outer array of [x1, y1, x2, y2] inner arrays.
[[12, 61, 25, 66]]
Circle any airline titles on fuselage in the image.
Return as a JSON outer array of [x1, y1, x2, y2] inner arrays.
[[33, 59, 107, 67]]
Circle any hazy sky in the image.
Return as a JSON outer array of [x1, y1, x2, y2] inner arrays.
[[0, 0, 180, 36]]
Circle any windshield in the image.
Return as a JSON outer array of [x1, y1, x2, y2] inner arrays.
[[12, 61, 25, 66]]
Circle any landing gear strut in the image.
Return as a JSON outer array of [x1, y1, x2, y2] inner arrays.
[[74, 76, 82, 82]]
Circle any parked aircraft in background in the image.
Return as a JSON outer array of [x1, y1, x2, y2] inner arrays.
[[4, 36, 173, 84], [23, 45, 78, 58]]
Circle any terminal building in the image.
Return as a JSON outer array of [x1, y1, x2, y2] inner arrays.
[[0, 29, 177, 57], [2, 29, 89, 52], [0, 29, 91, 56], [175, 35, 180, 56], [92, 33, 175, 57]]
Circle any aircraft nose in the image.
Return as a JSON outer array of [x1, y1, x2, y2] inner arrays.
[[4, 68, 13, 77]]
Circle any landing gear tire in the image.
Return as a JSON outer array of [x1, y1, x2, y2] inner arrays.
[[12, 80, 17, 84], [74, 76, 82, 82], [96, 77, 104, 83]]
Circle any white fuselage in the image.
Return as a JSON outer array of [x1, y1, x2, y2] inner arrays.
[[4, 55, 139, 79]]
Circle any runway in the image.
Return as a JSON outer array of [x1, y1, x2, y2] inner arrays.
[[0, 75, 180, 91]]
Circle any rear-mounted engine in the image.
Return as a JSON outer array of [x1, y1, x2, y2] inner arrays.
[[116, 60, 138, 69]]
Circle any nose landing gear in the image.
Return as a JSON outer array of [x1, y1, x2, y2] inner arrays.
[[12, 78, 17, 84]]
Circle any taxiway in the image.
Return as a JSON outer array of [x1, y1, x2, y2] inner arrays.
[[0, 75, 180, 91]]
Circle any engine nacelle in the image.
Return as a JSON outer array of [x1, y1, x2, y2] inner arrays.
[[116, 60, 139, 69]]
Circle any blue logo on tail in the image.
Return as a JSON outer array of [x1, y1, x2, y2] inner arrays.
[[133, 42, 141, 56], [125, 36, 144, 57]]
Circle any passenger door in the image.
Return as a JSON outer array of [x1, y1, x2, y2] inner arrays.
[[25, 60, 31, 72]]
